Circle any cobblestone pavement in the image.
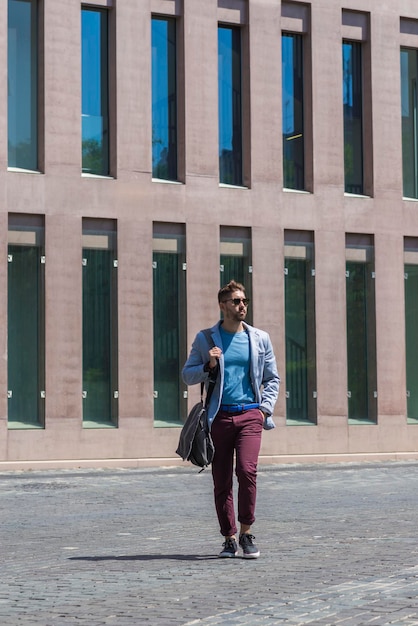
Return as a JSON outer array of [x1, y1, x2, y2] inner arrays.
[[1, 462, 418, 625]]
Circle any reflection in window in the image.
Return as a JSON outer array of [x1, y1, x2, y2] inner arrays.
[[282, 33, 304, 190], [153, 225, 187, 426], [152, 17, 177, 181], [220, 227, 252, 325], [401, 48, 418, 199], [346, 235, 377, 423], [218, 25, 242, 186], [82, 7, 109, 176], [284, 232, 317, 424], [343, 41, 363, 194], [82, 221, 118, 427], [8, 0, 38, 170], [404, 239, 418, 422], [8, 216, 45, 428]]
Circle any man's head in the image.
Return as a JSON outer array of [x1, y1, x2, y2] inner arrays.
[[218, 280, 249, 325]]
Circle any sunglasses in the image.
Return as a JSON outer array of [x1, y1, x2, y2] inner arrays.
[[223, 298, 250, 306]]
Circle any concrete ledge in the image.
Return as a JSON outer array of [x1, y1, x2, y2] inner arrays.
[[2, 451, 418, 472]]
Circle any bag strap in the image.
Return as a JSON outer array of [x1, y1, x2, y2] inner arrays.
[[200, 328, 219, 408]]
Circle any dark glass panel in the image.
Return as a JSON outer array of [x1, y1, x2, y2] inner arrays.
[[152, 17, 177, 181], [8, 0, 38, 170], [82, 235, 117, 426], [401, 49, 418, 199], [82, 8, 109, 175], [218, 26, 242, 186], [284, 244, 317, 424], [8, 241, 45, 426], [346, 257, 377, 422], [153, 246, 187, 424], [405, 264, 418, 419], [343, 41, 363, 194], [282, 33, 305, 190]]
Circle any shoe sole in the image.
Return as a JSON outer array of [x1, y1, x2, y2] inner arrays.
[[218, 552, 238, 558], [242, 551, 260, 559]]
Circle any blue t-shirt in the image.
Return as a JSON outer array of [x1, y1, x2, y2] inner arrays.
[[220, 326, 255, 404]]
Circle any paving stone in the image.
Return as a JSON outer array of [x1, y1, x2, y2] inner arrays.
[[1, 462, 418, 624]]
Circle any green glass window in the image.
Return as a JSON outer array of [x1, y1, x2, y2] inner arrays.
[[282, 33, 305, 190], [82, 7, 109, 176], [82, 221, 118, 427], [284, 233, 317, 424], [343, 41, 363, 195], [401, 48, 418, 199], [218, 25, 242, 186], [153, 225, 187, 426], [8, 0, 38, 170], [8, 217, 45, 428], [345, 236, 377, 423], [220, 227, 252, 325], [152, 16, 177, 181], [404, 240, 418, 422]]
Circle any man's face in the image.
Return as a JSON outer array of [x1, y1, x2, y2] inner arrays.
[[219, 289, 248, 323]]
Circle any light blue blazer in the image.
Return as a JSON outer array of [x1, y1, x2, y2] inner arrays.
[[182, 321, 280, 429]]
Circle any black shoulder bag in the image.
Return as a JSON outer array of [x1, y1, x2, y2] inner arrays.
[[176, 331, 218, 471]]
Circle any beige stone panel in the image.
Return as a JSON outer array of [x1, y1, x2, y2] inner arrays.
[[249, 0, 281, 184], [116, 1, 152, 178], [315, 230, 348, 418], [184, 221, 220, 407], [43, 0, 80, 174], [6, 171, 46, 214], [374, 233, 406, 416], [311, 2, 344, 191], [117, 219, 153, 420], [370, 11, 403, 196], [0, 212, 7, 434], [44, 214, 82, 423], [251, 224, 285, 416], [184, 0, 218, 180]]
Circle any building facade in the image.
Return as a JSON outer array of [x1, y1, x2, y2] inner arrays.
[[2, 0, 418, 469]]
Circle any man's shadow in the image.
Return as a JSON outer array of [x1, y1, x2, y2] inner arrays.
[[69, 554, 218, 562]]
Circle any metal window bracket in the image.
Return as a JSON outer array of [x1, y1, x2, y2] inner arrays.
[[82, 258, 87, 266], [153, 391, 158, 398], [113, 260, 118, 268]]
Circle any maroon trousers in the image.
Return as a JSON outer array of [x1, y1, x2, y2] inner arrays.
[[210, 408, 264, 537]]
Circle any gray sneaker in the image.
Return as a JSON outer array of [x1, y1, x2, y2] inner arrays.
[[219, 537, 238, 558], [239, 533, 260, 559]]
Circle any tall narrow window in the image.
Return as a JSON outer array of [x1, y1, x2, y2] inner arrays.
[[282, 33, 304, 190], [8, 0, 38, 170], [343, 41, 363, 194], [220, 227, 252, 325], [82, 7, 109, 176], [404, 238, 418, 422], [8, 216, 45, 428], [401, 48, 418, 199], [82, 220, 118, 427], [153, 225, 187, 426], [345, 235, 377, 423], [152, 16, 177, 181], [218, 25, 242, 186], [284, 232, 317, 424]]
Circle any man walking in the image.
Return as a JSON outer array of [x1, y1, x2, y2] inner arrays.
[[182, 281, 280, 558]]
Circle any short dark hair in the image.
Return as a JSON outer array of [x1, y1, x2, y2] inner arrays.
[[218, 280, 246, 303]]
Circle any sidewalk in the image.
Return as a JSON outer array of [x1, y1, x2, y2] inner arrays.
[[1, 461, 418, 625]]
